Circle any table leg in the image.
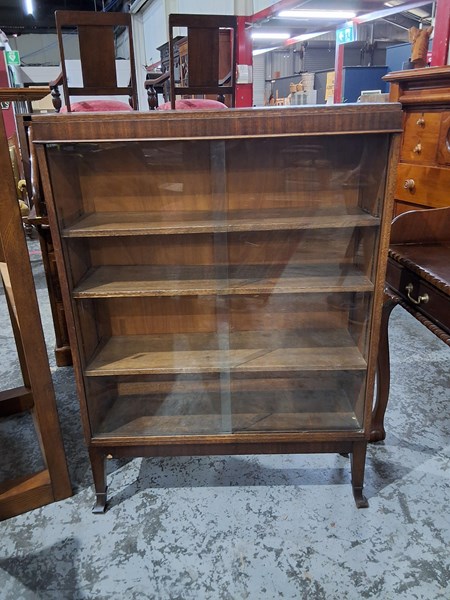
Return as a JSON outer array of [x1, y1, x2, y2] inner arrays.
[[370, 288, 398, 442]]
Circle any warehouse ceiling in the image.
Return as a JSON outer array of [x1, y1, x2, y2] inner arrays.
[[250, 0, 434, 49], [0, 0, 128, 35]]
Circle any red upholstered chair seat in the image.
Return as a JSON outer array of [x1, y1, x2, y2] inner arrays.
[[157, 99, 227, 110], [60, 100, 133, 112]]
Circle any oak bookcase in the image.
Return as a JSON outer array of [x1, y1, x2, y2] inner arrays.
[[33, 104, 401, 510]]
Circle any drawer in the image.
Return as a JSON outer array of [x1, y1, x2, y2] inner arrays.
[[395, 163, 450, 208], [401, 111, 442, 164], [437, 113, 450, 166], [387, 259, 450, 334]]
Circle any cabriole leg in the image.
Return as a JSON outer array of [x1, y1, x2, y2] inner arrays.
[[371, 290, 398, 442]]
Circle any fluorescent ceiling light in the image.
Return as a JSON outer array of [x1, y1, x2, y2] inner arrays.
[[252, 32, 290, 40], [287, 31, 330, 44], [24, 0, 33, 15], [279, 10, 356, 19], [253, 47, 277, 56], [252, 30, 329, 54]]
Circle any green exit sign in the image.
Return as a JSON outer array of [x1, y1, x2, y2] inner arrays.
[[336, 24, 356, 45], [5, 51, 20, 66]]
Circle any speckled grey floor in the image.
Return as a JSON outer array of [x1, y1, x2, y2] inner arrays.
[[0, 237, 449, 600]]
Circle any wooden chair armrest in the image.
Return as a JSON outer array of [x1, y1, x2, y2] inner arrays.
[[145, 72, 170, 110], [49, 72, 63, 88], [48, 72, 63, 112], [144, 71, 170, 89]]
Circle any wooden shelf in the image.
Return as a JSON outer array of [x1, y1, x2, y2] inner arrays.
[[85, 329, 367, 376], [63, 207, 380, 238], [94, 391, 361, 438], [73, 264, 374, 298]]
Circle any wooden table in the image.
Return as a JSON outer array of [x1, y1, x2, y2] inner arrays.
[[371, 207, 450, 442], [0, 87, 71, 520], [0, 86, 50, 103]]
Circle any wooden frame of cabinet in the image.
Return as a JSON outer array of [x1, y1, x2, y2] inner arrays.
[[15, 113, 72, 367], [0, 88, 71, 520], [32, 104, 402, 511]]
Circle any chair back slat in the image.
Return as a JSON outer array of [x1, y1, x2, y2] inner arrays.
[[169, 14, 237, 109], [78, 25, 117, 90], [54, 10, 138, 111]]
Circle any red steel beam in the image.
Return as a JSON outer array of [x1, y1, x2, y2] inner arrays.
[[431, 0, 450, 66]]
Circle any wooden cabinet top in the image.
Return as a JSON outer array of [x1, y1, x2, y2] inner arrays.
[[383, 66, 450, 106], [383, 65, 450, 85], [31, 104, 402, 142]]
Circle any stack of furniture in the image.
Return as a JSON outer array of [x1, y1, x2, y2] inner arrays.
[[33, 104, 401, 511]]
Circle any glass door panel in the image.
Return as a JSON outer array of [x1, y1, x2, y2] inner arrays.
[[44, 133, 390, 438]]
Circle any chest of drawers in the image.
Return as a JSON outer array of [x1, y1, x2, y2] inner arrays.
[[383, 66, 450, 217]]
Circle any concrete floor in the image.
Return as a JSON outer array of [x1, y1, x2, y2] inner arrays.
[[0, 238, 449, 600]]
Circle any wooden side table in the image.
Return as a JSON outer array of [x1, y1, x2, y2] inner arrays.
[[0, 87, 71, 520], [371, 207, 450, 442]]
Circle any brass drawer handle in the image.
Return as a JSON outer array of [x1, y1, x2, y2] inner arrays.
[[413, 143, 422, 154], [403, 178, 415, 190], [405, 283, 429, 305], [416, 117, 425, 127]]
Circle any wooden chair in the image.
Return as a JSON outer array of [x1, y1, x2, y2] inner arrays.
[[168, 14, 237, 110], [50, 10, 138, 113]]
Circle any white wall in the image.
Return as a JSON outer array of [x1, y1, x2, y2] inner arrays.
[[178, 0, 233, 14], [141, 0, 167, 66], [20, 65, 61, 84], [252, 0, 275, 12], [132, 0, 167, 109]]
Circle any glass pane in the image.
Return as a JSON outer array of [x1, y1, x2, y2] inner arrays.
[[45, 133, 389, 438]]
